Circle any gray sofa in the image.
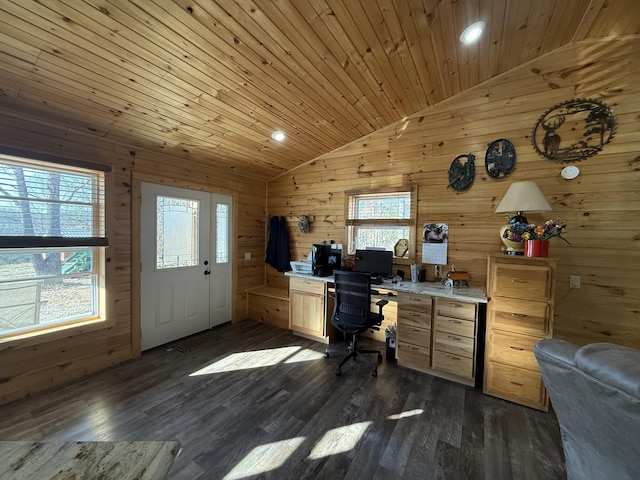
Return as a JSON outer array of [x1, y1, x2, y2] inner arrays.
[[534, 339, 640, 480]]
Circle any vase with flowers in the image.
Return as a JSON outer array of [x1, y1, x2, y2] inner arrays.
[[503, 217, 570, 257]]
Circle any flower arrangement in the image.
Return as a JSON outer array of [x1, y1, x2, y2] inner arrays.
[[503, 217, 571, 244]]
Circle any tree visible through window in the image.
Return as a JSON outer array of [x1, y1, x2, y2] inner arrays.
[[345, 188, 414, 259], [0, 154, 107, 337]]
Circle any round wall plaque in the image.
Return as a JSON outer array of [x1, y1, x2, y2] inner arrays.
[[447, 153, 476, 191], [531, 98, 617, 163], [485, 139, 516, 178]]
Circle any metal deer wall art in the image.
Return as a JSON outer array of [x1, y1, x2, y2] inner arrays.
[[531, 98, 617, 163]]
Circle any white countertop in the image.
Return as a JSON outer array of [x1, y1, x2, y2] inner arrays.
[[285, 271, 487, 303]]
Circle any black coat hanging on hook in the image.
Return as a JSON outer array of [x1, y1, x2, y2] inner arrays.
[[448, 153, 475, 191], [485, 139, 516, 178]]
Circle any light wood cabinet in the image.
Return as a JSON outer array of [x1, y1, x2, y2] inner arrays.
[[289, 277, 333, 343], [484, 254, 556, 411], [396, 292, 432, 372], [397, 293, 481, 387], [432, 298, 478, 384]]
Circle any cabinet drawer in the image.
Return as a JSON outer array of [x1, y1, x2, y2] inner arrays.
[[487, 331, 541, 371], [434, 315, 476, 338], [397, 340, 430, 371], [488, 297, 550, 336], [484, 361, 547, 410], [434, 298, 476, 321], [397, 308, 431, 329], [432, 350, 474, 379], [290, 277, 325, 295], [434, 330, 474, 358], [397, 323, 431, 348], [489, 262, 552, 301], [398, 293, 432, 313]]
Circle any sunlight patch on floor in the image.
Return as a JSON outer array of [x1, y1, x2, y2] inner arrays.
[[189, 345, 323, 376], [283, 348, 326, 363], [307, 421, 372, 460], [222, 436, 306, 480], [387, 408, 424, 420]]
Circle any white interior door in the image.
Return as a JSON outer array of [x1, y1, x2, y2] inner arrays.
[[141, 183, 232, 350]]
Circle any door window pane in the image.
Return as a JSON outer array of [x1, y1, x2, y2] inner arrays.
[[156, 195, 199, 269], [216, 203, 229, 264]]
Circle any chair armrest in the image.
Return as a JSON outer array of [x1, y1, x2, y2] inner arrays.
[[375, 299, 388, 318]]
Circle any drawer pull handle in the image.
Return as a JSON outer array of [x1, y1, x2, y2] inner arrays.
[[446, 354, 460, 361], [509, 346, 525, 351], [448, 335, 461, 341], [448, 303, 463, 308], [448, 319, 462, 324], [511, 313, 527, 318], [509, 381, 524, 386], [512, 279, 528, 283]]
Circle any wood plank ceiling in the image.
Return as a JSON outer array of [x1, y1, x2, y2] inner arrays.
[[0, 0, 638, 180]]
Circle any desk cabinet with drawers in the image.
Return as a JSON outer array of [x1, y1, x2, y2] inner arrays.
[[433, 298, 478, 383], [397, 293, 480, 387], [484, 254, 556, 411], [396, 292, 432, 373]]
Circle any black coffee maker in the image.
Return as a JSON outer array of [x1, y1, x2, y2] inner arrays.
[[312, 244, 341, 277]]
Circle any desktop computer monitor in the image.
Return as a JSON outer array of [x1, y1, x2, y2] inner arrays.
[[354, 249, 393, 279]]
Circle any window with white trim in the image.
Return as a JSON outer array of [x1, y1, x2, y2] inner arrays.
[[345, 187, 415, 262], [0, 153, 107, 337]]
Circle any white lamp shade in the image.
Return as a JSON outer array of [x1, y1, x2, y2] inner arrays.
[[495, 181, 551, 213]]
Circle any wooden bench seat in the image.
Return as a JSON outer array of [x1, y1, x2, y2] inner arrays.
[[246, 286, 289, 330]]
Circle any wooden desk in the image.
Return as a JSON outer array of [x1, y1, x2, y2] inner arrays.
[[284, 272, 488, 387], [0, 440, 181, 480]]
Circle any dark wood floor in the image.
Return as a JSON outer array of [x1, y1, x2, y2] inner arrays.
[[0, 320, 566, 480]]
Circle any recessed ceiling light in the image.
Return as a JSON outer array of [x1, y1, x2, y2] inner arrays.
[[271, 130, 286, 142], [460, 21, 486, 44]]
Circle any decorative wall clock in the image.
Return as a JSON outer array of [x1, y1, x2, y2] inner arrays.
[[531, 98, 617, 163], [394, 238, 408, 258], [485, 139, 516, 178], [447, 153, 475, 191]]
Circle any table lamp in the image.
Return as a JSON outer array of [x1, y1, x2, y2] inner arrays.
[[495, 181, 551, 254]]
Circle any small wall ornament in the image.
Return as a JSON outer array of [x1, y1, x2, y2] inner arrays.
[[447, 153, 475, 191], [531, 98, 617, 163], [298, 215, 310, 234], [485, 138, 516, 178]]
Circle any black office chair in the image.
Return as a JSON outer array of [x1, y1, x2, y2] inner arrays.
[[325, 271, 388, 377]]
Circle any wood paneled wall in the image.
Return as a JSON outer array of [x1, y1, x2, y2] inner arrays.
[[0, 115, 266, 406], [268, 38, 640, 350]]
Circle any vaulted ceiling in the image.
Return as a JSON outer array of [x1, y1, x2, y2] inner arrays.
[[0, 0, 638, 180]]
